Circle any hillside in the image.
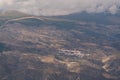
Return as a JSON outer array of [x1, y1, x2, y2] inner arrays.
[[0, 11, 120, 80]]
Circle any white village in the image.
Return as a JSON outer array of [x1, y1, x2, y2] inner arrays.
[[58, 49, 90, 58]]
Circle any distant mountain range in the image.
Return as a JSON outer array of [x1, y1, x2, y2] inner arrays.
[[52, 12, 120, 25]]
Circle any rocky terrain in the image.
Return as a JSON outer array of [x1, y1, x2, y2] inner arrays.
[[0, 11, 120, 80]]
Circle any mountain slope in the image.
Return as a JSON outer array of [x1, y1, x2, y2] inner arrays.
[[0, 11, 120, 80]]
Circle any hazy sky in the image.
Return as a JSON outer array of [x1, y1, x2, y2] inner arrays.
[[0, 0, 120, 16]]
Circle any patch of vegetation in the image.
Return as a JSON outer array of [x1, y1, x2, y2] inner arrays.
[[0, 43, 11, 52], [12, 18, 45, 27], [0, 20, 5, 26], [111, 42, 120, 51], [112, 34, 120, 40], [84, 30, 107, 38], [49, 21, 78, 30], [0, 43, 6, 52]]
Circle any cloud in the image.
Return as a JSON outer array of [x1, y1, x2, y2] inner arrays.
[[0, 0, 120, 16]]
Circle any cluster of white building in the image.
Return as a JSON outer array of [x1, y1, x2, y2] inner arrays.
[[58, 49, 90, 58]]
